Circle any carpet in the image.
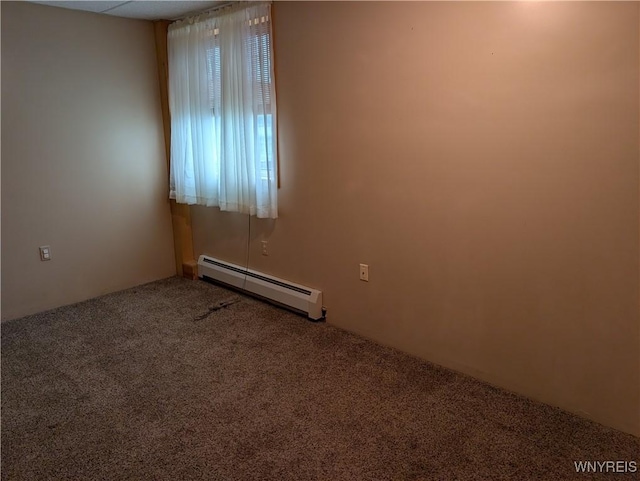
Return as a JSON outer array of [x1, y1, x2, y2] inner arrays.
[[2, 277, 638, 480]]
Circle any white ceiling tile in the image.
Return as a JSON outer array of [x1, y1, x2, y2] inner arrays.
[[27, 1, 228, 21], [29, 1, 129, 14], [106, 1, 225, 20]]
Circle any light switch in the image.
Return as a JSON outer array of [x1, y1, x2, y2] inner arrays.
[[359, 263, 369, 282]]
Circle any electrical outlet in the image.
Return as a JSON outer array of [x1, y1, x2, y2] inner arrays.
[[39, 246, 52, 261], [359, 263, 369, 282], [261, 240, 269, 256]]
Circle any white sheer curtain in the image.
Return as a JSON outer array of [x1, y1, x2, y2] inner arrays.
[[168, 2, 277, 219]]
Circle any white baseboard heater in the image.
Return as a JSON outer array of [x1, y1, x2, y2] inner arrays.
[[197, 255, 324, 321]]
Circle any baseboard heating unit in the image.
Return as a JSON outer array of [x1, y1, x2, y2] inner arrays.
[[197, 255, 324, 321]]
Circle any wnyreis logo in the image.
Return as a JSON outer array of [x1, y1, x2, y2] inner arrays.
[[574, 461, 637, 473]]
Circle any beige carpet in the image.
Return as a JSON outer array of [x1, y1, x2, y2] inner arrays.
[[2, 277, 638, 480]]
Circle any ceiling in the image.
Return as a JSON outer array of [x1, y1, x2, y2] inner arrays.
[[28, 1, 229, 21]]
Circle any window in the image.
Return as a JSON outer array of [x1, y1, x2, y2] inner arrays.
[[168, 3, 278, 219]]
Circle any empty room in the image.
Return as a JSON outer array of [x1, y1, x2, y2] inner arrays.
[[1, 0, 639, 479]]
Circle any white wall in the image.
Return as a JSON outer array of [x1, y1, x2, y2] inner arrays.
[[1, 1, 176, 321]]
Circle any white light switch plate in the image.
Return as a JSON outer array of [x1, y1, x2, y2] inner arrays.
[[359, 263, 369, 281]]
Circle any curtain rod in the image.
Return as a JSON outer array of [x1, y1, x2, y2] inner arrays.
[[171, 1, 270, 24], [171, 2, 236, 22]]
